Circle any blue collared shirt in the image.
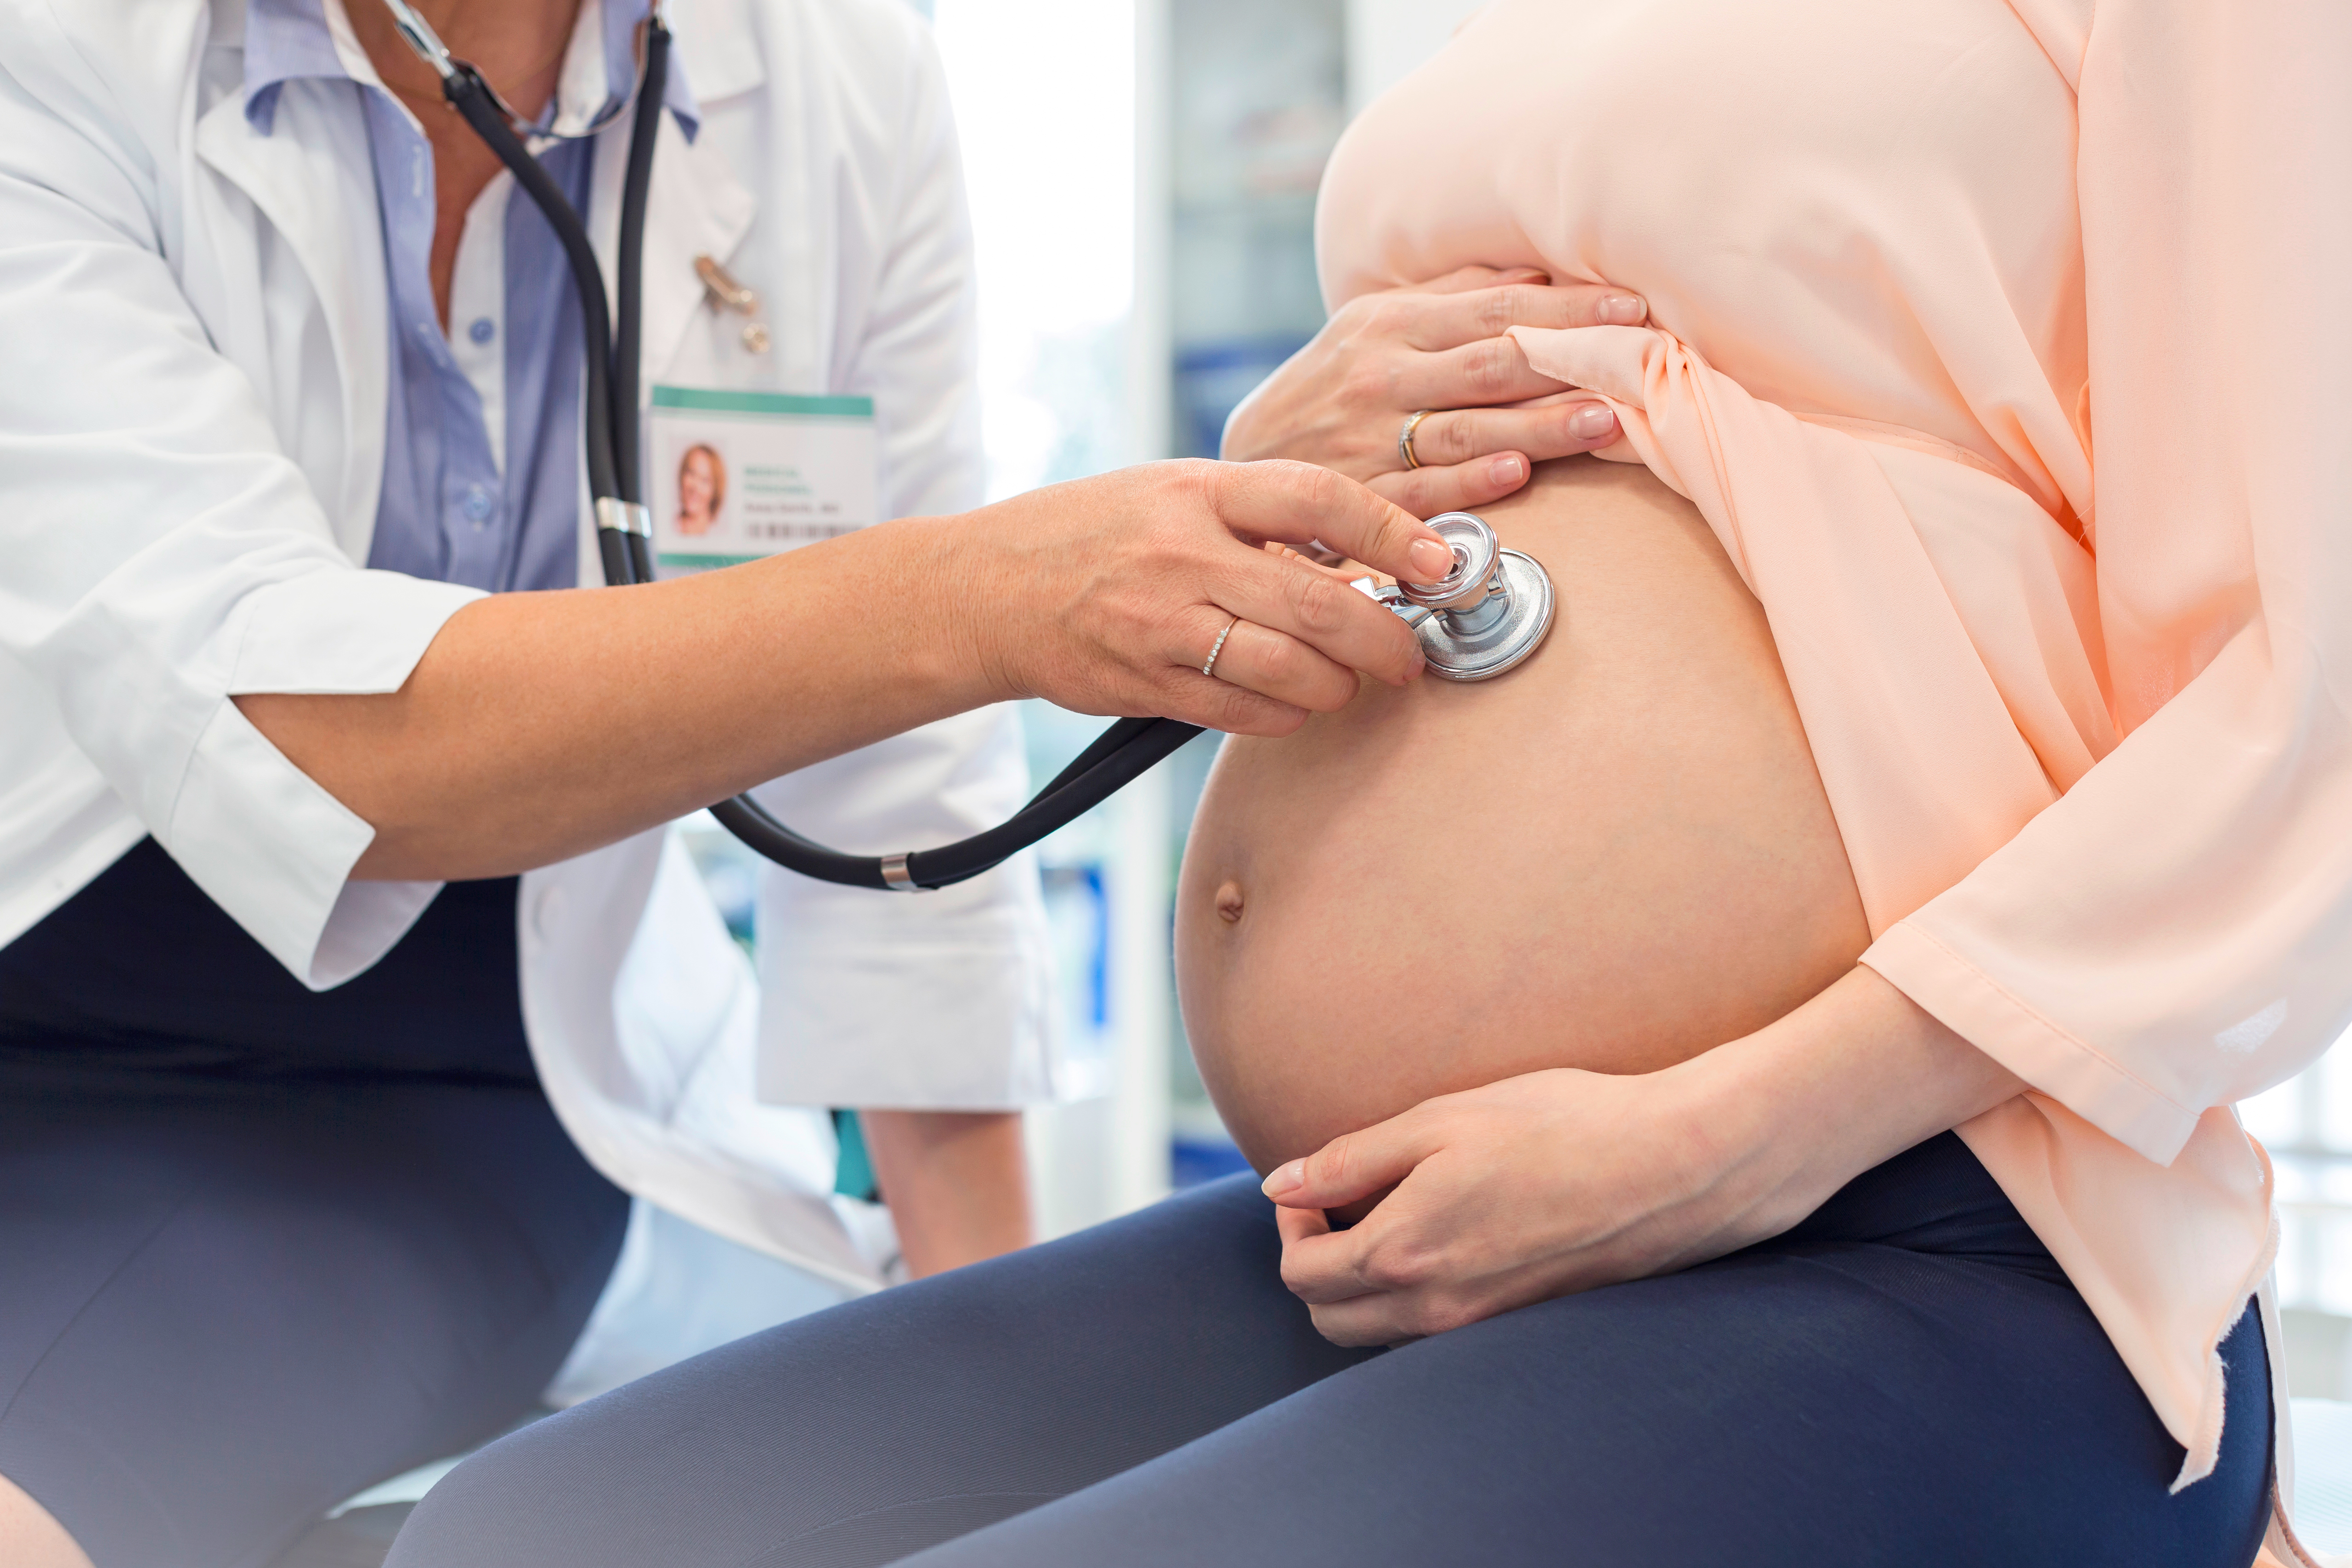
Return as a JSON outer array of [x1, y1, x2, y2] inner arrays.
[[243, 0, 695, 593]]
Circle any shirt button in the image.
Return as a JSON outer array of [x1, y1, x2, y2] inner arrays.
[[462, 484, 494, 523], [531, 883, 565, 943], [468, 317, 497, 345]]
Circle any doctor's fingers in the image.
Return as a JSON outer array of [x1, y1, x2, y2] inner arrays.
[[1209, 460, 1453, 605], [1174, 605, 1365, 718], [1213, 542, 1438, 692]]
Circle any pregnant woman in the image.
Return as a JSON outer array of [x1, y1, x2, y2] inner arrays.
[[391, 0, 2346, 1563]]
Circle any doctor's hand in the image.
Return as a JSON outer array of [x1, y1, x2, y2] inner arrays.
[[1222, 266, 1649, 520], [956, 458, 1453, 737], [1261, 968, 2026, 1347]]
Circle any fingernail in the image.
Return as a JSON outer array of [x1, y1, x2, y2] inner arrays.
[[1407, 537, 1454, 581], [1600, 293, 1646, 325], [1569, 403, 1617, 442], [1487, 453, 1526, 487], [1263, 1160, 1306, 1199]]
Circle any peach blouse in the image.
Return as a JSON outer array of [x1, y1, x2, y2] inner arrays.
[[1319, 0, 2351, 1556]]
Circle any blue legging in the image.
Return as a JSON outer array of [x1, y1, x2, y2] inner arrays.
[[388, 1132, 2272, 1568]]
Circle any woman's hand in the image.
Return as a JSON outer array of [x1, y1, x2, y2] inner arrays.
[[1261, 968, 2025, 1346], [1222, 266, 1649, 518], [956, 458, 1456, 738]]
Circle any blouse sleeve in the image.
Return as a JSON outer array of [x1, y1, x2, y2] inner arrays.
[[1862, 0, 2352, 1164]]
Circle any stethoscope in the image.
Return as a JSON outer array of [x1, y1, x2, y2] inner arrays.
[[381, 0, 1555, 891]]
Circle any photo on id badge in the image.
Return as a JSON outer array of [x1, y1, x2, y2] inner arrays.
[[647, 386, 879, 573]]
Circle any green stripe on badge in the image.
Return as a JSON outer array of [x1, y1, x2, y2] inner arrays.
[[657, 553, 764, 569], [650, 386, 874, 418]]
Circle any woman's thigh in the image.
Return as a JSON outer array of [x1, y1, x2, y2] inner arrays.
[[900, 1147, 2272, 1568], [903, 1274, 2268, 1568], [396, 1137, 2272, 1568], [0, 1076, 625, 1568], [387, 1173, 1373, 1568]]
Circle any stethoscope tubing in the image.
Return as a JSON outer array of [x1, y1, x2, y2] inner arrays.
[[429, 17, 1202, 891]]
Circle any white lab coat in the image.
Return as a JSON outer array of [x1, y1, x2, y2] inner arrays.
[[0, 0, 1064, 1292]]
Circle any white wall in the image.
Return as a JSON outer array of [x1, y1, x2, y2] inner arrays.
[[934, 0, 1180, 1236], [1344, 0, 1486, 115]]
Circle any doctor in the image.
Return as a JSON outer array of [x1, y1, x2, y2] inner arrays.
[[0, 2, 1456, 1565]]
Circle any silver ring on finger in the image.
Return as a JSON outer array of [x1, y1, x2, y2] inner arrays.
[[1397, 408, 1435, 470], [1202, 615, 1243, 679]]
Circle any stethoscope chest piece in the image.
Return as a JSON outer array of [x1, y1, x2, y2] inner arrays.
[[1355, 511, 1556, 681]]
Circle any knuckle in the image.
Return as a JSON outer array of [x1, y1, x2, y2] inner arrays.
[[1340, 362, 1393, 413], [1464, 340, 1516, 396], [1426, 413, 1476, 464], [1293, 460, 1349, 521], [1360, 1240, 1433, 1293], [1357, 295, 1404, 339], [1170, 458, 1221, 517], [1288, 570, 1346, 633], [1255, 630, 1303, 686], [1415, 1296, 1479, 1337], [1297, 456, 1344, 498], [1309, 1133, 1358, 1190], [1278, 1251, 1314, 1294], [1388, 474, 1442, 522], [1475, 286, 1518, 337], [1220, 687, 1301, 737]]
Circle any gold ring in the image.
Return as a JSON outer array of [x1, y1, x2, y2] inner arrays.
[[1397, 409, 1435, 470], [1202, 615, 1242, 679]]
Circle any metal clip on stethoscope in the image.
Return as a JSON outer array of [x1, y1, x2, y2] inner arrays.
[[382, 0, 1556, 892]]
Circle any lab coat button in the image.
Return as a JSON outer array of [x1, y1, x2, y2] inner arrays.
[[532, 885, 565, 941], [462, 485, 494, 522]]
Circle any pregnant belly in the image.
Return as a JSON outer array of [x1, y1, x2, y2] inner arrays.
[[1175, 457, 1870, 1173]]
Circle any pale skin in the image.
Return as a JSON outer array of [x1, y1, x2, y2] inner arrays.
[[860, 1110, 1033, 1277], [676, 445, 721, 534], [1182, 456, 1881, 1181], [0, 9, 1460, 1562], [1221, 266, 2028, 1346]]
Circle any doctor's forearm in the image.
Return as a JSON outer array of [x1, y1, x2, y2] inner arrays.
[[239, 515, 999, 882], [233, 460, 1445, 881]]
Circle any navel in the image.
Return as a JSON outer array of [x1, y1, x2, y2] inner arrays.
[[1214, 879, 1245, 924]]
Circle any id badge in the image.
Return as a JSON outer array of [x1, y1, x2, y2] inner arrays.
[[645, 386, 878, 573]]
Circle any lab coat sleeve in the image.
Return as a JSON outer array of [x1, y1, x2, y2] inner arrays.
[[749, 11, 1062, 1110], [0, 50, 476, 985], [1858, 0, 2352, 1165]]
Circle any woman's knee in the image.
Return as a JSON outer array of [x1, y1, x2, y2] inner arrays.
[[382, 1424, 557, 1568]]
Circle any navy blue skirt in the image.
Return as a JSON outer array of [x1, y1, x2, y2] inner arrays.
[[0, 840, 627, 1568]]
